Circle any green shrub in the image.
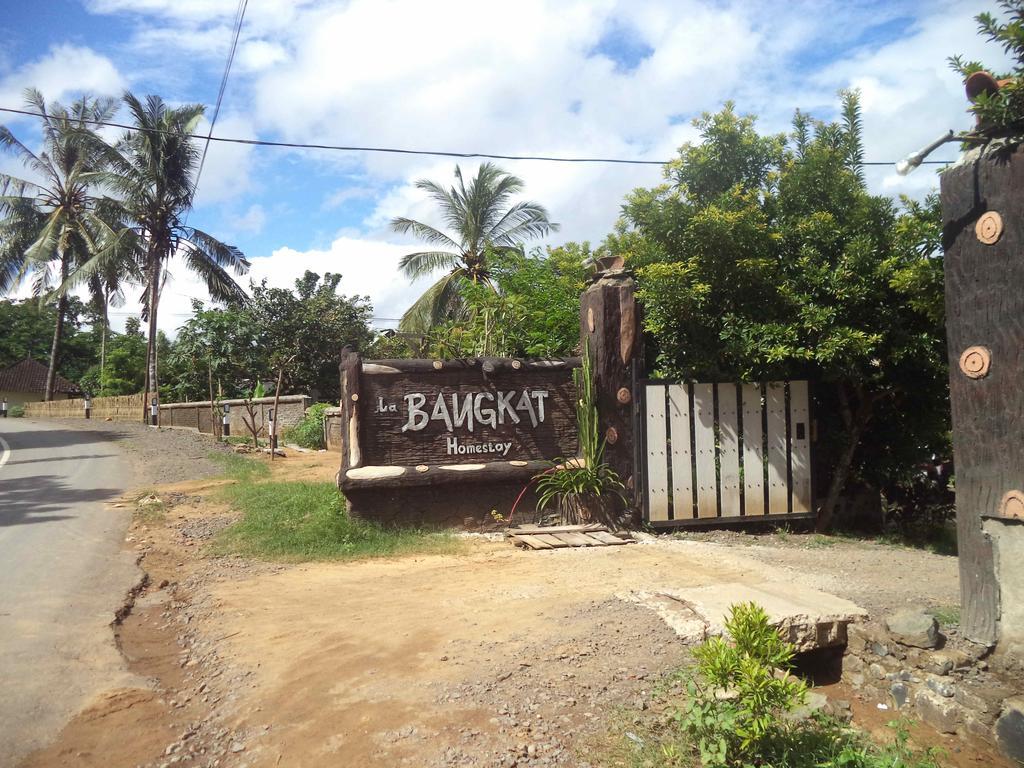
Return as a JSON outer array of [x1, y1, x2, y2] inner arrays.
[[9, 404, 25, 417], [284, 402, 333, 449], [619, 601, 947, 768]]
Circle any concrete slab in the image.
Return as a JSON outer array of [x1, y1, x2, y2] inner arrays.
[[624, 581, 868, 651]]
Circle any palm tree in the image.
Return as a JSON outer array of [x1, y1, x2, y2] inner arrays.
[[390, 162, 557, 333], [94, 93, 249, 418], [0, 89, 123, 399]]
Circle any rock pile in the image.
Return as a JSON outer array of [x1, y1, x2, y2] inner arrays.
[[842, 610, 1023, 762]]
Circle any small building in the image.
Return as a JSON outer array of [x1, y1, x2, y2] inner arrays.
[[0, 358, 81, 406]]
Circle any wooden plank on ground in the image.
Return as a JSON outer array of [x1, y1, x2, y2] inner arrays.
[[588, 530, 632, 545], [741, 383, 766, 516], [667, 383, 693, 520], [645, 384, 670, 522], [534, 533, 572, 548], [692, 383, 718, 518], [553, 531, 602, 547], [510, 535, 552, 550], [789, 380, 812, 514], [509, 524, 603, 535], [718, 383, 741, 518], [766, 382, 789, 515]]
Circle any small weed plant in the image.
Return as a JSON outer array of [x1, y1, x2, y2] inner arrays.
[[678, 602, 807, 766], [616, 601, 947, 768], [284, 402, 333, 449], [535, 342, 625, 525]]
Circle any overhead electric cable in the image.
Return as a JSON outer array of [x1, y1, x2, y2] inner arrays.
[[194, 0, 248, 192], [0, 106, 956, 167]]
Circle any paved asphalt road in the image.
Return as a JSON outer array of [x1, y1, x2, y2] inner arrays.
[[0, 418, 142, 767]]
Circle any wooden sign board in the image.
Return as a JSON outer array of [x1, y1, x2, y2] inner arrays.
[[360, 366, 578, 466]]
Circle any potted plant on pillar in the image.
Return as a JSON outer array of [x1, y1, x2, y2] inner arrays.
[[535, 344, 626, 527]]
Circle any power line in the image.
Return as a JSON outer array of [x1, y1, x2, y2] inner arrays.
[[0, 106, 957, 167], [194, 0, 248, 192]]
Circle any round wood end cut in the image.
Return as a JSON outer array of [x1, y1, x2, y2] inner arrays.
[[616, 387, 631, 404], [975, 211, 1003, 244], [351, 392, 359, 401], [512, 359, 522, 369], [959, 346, 991, 379], [432, 360, 443, 370], [605, 426, 618, 444], [1000, 490, 1024, 519], [415, 464, 429, 473]]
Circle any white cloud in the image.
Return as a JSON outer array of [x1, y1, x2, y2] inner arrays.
[[191, 112, 260, 205], [0, 44, 125, 109], [7, 0, 1017, 335]]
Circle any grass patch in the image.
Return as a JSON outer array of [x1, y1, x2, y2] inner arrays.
[[212, 479, 462, 562], [133, 489, 168, 523], [927, 604, 961, 628], [208, 451, 271, 482]]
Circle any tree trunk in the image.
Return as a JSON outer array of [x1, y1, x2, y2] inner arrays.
[[208, 363, 220, 440], [146, 260, 162, 425], [44, 256, 70, 402], [270, 367, 284, 460], [99, 289, 108, 395], [816, 383, 872, 532]]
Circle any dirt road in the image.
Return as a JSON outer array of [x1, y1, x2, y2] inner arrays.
[[15, 444, 974, 768]]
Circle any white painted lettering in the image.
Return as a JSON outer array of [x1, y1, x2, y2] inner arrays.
[[474, 392, 497, 428], [516, 390, 539, 428], [403, 393, 428, 432], [431, 392, 454, 431], [450, 393, 474, 431], [497, 390, 520, 426], [532, 390, 549, 423]]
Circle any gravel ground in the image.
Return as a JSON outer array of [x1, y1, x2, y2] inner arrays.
[[32, 418, 233, 486], [667, 530, 960, 620]]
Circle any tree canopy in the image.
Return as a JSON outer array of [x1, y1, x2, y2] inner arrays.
[[609, 95, 948, 527]]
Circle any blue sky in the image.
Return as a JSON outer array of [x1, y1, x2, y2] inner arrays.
[[0, 0, 1007, 332]]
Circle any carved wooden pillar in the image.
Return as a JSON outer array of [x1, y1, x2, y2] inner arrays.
[[338, 345, 363, 480], [580, 266, 642, 525], [941, 145, 1024, 647]]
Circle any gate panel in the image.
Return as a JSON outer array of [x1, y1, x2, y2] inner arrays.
[[765, 383, 789, 515], [741, 383, 766, 516], [641, 379, 813, 526], [693, 383, 717, 518], [718, 384, 741, 518], [644, 384, 669, 521], [789, 381, 812, 514], [668, 384, 693, 520]]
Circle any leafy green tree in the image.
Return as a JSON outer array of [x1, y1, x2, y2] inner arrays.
[[949, 0, 1024, 135], [617, 96, 948, 529], [425, 244, 590, 358], [0, 296, 98, 383], [92, 93, 250, 414], [0, 89, 123, 399], [390, 163, 557, 332], [248, 271, 374, 401]]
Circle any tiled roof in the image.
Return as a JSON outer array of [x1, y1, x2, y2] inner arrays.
[[0, 358, 81, 395]]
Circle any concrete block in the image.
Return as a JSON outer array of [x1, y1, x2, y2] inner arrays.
[[626, 582, 867, 651]]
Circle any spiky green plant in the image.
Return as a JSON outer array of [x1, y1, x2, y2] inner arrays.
[[535, 341, 625, 525]]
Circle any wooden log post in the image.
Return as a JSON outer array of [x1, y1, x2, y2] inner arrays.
[[339, 346, 363, 478], [941, 144, 1024, 648], [579, 265, 642, 526]]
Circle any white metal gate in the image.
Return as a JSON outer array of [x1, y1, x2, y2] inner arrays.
[[641, 381, 813, 525]]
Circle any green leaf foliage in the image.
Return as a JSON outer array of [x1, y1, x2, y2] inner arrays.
[[616, 95, 949, 517], [949, 1, 1024, 135]]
